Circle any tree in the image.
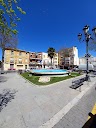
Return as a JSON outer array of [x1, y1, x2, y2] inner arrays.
[[58, 47, 72, 69], [88, 41, 96, 51], [0, 0, 26, 70], [47, 47, 56, 66], [0, 27, 18, 70], [0, 0, 26, 34]]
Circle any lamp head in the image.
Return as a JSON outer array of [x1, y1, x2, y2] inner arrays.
[[78, 33, 82, 41], [83, 25, 89, 34]]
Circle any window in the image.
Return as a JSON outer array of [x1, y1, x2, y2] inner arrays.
[[10, 58, 14, 63], [11, 50, 14, 55], [10, 58, 14, 61], [25, 59, 27, 62], [19, 52, 22, 55], [18, 58, 22, 64]]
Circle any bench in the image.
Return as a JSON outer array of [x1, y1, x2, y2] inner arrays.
[[70, 76, 89, 89], [70, 79, 83, 89]]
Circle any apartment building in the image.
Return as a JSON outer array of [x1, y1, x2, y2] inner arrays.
[[58, 46, 79, 69], [4, 48, 29, 70], [3, 46, 79, 70], [4, 48, 58, 70], [42, 52, 51, 68], [53, 53, 58, 68], [42, 52, 58, 68], [29, 52, 42, 69]]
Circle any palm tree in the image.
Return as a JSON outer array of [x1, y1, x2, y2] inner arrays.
[[47, 47, 55, 66]]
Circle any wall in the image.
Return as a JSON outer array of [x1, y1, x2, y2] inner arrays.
[[4, 49, 29, 70]]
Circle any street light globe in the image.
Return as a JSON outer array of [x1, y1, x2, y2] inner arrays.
[[83, 25, 89, 34], [78, 33, 82, 41]]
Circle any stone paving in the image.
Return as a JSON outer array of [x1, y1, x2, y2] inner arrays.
[[0, 73, 96, 128], [53, 84, 96, 128]]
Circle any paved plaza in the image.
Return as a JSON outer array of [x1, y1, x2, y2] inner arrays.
[[0, 73, 96, 128]]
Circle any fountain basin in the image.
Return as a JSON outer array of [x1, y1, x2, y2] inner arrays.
[[30, 69, 69, 76]]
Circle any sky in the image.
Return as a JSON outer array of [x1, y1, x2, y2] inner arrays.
[[1, 0, 96, 59]]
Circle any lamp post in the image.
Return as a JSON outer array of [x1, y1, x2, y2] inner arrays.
[[78, 25, 96, 80]]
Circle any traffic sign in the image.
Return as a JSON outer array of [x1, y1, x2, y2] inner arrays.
[[85, 53, 91, 58]]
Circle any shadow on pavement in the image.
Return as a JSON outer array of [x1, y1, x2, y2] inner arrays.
[[82, 112, 96, 128], [0, 76, 7, 82], [0, 89, 17, 112]]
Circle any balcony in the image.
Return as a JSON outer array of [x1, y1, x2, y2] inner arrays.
[[30, 62, 36, 64], [37, 62, 42, 64], [30, 61, 42, 65], [30, 57, 42, 60], [18, 61, 22, 64], [65, 57, 70, 61]]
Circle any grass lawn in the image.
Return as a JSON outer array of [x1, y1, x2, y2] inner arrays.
[[21, 72, 81, 86]]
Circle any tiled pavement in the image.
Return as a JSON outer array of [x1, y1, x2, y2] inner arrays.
[[53, 85, 96, 128], [0, 73, 96, 128]]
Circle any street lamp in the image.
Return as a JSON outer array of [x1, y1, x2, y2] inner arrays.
[[78, 25, 96, 80]]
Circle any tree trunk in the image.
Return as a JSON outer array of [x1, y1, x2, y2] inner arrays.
[[51, 58, 52, 66], [1, 48, 4, 71]]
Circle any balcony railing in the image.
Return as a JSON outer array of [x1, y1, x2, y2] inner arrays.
[[30, 57, 42, 60], [30, 62, 36, 64], [30, 62, 42, 65]]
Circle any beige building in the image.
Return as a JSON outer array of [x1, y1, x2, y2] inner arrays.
[[58, 46, 79, 69], [4, 48, 58, 70], [4, 46, 79, 70], [4, 48, 29, 70]]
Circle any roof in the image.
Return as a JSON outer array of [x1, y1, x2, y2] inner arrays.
[[5, 48, 42, 53], [5, 48, 29, 53]]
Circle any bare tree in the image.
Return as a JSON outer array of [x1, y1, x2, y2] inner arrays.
[[88, 40, 96, 51], [0, 29, 17, 70]]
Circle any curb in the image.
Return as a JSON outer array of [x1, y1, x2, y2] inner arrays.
[[18, 73, 38, 86], [88, 103, 96, 120], [91, 103, 96, 115]]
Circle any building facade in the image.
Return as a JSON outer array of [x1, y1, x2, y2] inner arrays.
[[42, 52, 58, 68], [4, 48, 59, 70], [53, 53, 58, 68], [29, 52, 42, 69], [58, 46, 79, 69], [4, 48, 29, 70], [3, 47, 79, 70]]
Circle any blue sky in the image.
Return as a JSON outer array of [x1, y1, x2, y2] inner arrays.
[[0, 0, 96, 59]]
